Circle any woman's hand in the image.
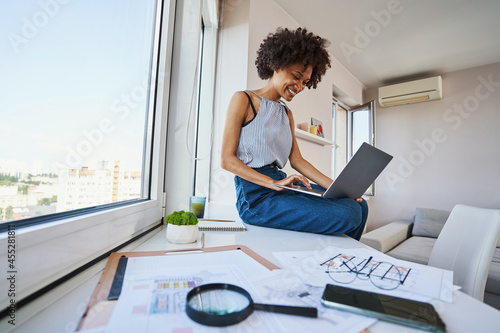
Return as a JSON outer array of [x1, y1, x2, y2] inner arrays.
[[274, 175, 364, 203], [273, 174, 311, 191]]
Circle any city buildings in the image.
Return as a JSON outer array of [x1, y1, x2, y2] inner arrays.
[[0, 160, 141, 222]]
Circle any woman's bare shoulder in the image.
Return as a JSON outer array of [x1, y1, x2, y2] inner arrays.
[[232, 90, 249, 100]]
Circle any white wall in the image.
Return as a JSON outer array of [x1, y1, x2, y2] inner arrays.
[[209, 0, 250, 204], [247, 0, 335, 178], [209, 0, 365, 205], [367, 62, 500, 230]]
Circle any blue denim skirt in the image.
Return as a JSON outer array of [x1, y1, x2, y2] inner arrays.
[[235, 164, 368, 240]]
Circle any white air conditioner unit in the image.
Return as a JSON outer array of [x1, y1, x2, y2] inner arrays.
[[378, 76, 442, 107]]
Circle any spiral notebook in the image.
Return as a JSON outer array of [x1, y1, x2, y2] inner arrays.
[[198, 218, 247, 231]]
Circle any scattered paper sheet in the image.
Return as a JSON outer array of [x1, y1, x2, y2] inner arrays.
[[273, 246, 454, 303]]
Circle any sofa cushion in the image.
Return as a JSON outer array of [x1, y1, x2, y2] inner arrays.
[[386, 236, 436, 265], [412, 208, 450, 238], [486, 247, 500, 295], [360, 220, 413, 253]]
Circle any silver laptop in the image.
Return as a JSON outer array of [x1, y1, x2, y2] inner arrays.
[[275, 142, 393, 199]]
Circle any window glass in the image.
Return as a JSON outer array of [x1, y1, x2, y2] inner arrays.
[[0, 0, 158, 224], [352, 108, 371, 153], [349, 100, 375, 195], [349, 101, 374, 156]]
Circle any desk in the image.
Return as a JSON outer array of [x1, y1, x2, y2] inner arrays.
[[11, 220, 500, 333]]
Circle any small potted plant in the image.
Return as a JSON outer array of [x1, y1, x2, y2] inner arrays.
[[165, 210, 199, 244]]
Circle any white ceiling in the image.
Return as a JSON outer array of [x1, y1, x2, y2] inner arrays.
[[274, 0, 500, 88]]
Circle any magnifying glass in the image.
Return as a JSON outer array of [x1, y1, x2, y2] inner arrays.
[[186, 283, 318, 327]]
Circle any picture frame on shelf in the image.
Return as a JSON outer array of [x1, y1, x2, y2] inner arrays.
[[311, 117, 324, 137]]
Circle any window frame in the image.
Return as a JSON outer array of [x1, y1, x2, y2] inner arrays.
[[164, 0, 219, 214], [332, 98, 376, 195], [0, 0, 176, 311], [332, 98, 349, 178], [194, 2, 219, 199]]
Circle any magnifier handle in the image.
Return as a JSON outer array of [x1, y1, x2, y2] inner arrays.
[[253, 303, 318, 318]]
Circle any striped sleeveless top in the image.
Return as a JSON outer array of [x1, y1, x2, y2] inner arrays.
[[236, 91, 292, 169]]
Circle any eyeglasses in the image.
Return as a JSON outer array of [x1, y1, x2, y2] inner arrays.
[[321, 254, 411, 290]]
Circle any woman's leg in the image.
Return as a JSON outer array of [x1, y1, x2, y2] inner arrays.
[[235, 166, 368, 240], [344, 198, 368, 240]]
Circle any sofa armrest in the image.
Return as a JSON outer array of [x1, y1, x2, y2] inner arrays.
[[360, 220, 413, 253]]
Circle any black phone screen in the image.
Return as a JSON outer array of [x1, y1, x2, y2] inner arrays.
[[321, 284, 446, 332]]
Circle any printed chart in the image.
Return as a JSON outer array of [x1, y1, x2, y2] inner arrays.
[[148, 277, 199, 314]]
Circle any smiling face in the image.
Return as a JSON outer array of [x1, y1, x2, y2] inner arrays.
[[273, 63, 313, 102]]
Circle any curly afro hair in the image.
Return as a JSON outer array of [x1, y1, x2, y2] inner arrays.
[[255, 27, 331, 89]]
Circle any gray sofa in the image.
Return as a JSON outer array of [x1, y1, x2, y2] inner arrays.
[[360, 207, 500, 310]]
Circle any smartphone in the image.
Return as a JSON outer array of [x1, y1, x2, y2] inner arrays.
[[321, 284, 446, 332]]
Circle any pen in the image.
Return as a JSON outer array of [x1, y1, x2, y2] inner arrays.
[[198, 218, 234, 222], [201, 232, 205, 248]]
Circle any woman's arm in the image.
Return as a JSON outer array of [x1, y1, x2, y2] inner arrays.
[[221, 92, 311, 190]]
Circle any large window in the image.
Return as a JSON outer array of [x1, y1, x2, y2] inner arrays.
[[0, 0, 158, 227], [0, 0, 175, 314]]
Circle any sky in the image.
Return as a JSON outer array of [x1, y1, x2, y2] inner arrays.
[[0, 0, 158, 174]]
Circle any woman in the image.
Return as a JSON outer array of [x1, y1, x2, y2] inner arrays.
[[221, 27, 367, 240]]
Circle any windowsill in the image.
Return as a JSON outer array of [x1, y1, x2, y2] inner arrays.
[[0, 199, 162, 314], [295, 128, 334, 146]]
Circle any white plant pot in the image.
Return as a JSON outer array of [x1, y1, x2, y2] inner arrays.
[[166, 224, 199, 244]]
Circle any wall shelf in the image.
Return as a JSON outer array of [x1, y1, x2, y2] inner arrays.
[[295, 128, 334, 146]]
